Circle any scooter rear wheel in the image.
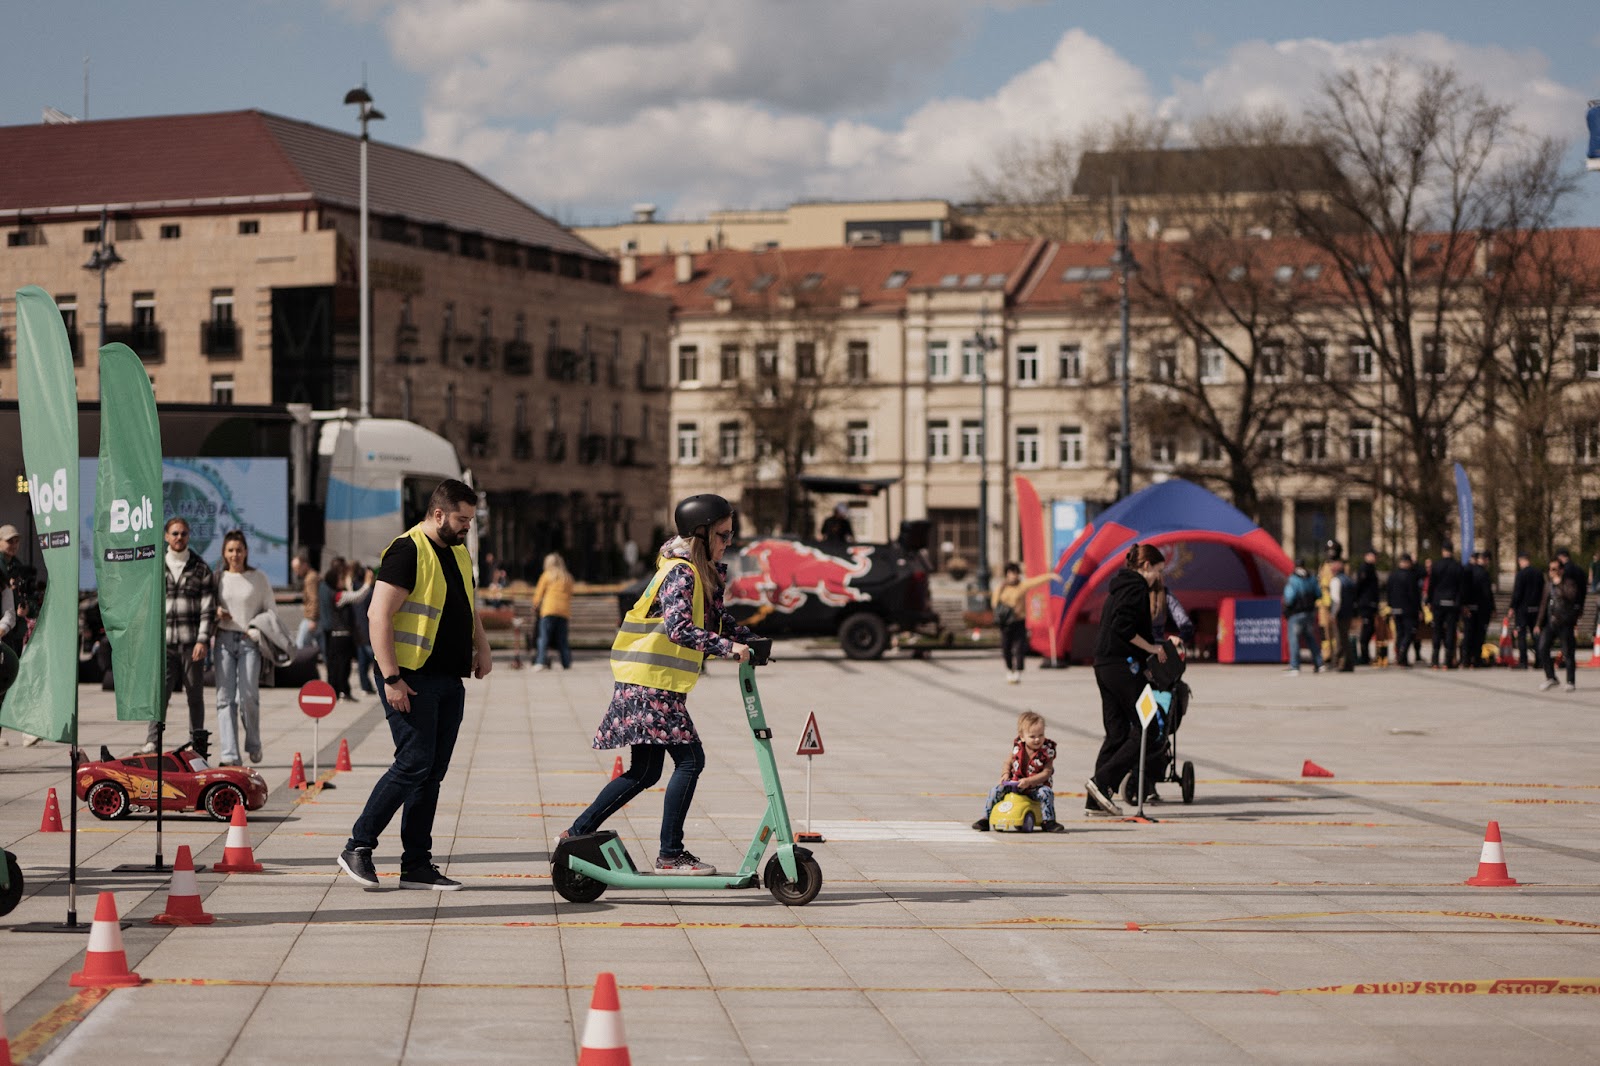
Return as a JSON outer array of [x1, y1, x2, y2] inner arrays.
[[1, 850, 22, 916], [764, 849, 822, 906], [552, 863, 607, 903]]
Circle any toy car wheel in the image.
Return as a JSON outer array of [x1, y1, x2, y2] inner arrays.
[[86, 781, 130, 820], [1180, 761, 1195, 804], [1021, 811, 1036, 833], [764, 848, 822, 906], [1, 850, 23, 917], [552, 863, 607, 903], [838, 612, 889, 661], [203, 783, 247, 822]]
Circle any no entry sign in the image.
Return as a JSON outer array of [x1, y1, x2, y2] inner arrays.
[[298, 679, 337, 719]]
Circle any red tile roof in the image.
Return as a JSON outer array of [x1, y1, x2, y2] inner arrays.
[[0, 110, 600, 258]]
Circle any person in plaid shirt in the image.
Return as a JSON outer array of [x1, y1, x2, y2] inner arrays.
[[144, 517, 217, 753]]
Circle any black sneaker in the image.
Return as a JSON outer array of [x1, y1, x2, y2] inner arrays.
[[399, 864, 462, 891], [971, 818, 991, 831], [1084, 779, 1124, 816], [338, 847, 379, 887], [1042, 820, 1066, 833]]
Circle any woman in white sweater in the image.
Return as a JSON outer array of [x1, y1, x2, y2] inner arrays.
[[213, 530, 275, 766]]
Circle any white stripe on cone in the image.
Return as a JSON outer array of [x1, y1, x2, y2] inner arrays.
[[169, 864, 200, 898], [1479, 840, 1505, 865], [86, 916, 124, 954], [224, 822, 253, 850], [581, 1007, 627, 1050]]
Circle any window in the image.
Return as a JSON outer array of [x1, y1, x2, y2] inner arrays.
[[400, 378, 413, 421], [1014, 344, 1039, 385], [1301, 422, 1328, 462], [238, 220, 259, 235], [718, 421, 742, 463], [676, 422, 701, 463], [847, 340, 870, 381], [1151, 437, 1176, 466], [1302, 339, 1328, 380], [796, 342, 817, 380], [1349, 339, 1376, 380], [132, 292, 156, 329], [1104, 424, 1124, 466], [756, 343, 779, 378], [160, 224, 181, 240], [1058, 425, 1085, 467], [56, 295, 79, 361], [961, 337, 985, 381], [720, 343, 741, 382], [927, 419, 951, 462], [961, 419, 982, 462], [1260, 340, 1285, 381], [1199, 344, 1226, 384], [677, 344, 699, 383], [1105, 343, 1124, 381], [1151, 343, 1178, 383], [847, 420, 871, 463], [1350, 420, 1375, 461], [481, 387, 494, 430], [1514, 335, 1542, 378], [927, 340, 951, 380], [83, 225, 102, 244], [1058, 343, 1083, 383], [1199, 436, 1224, 464], [1576, 420, 1600, 464], [1424, 421, 1447, 459], [1577, 332, 1600, 378], [1014, 426, 1041, 468], [211, 289, 234, 325], [1260, 422, 1285, 462], [210, 375, 234, 406], [444, 383, 457, 422], [514, 394, 528, 432], [1422, 334, 1447, 378], [885, 270, 911, 289]]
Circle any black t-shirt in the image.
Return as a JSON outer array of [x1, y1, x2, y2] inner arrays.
[[376, 534, 474, 677]]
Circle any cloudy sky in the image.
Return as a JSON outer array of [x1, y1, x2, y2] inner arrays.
[[6, 1, 1599, 225]]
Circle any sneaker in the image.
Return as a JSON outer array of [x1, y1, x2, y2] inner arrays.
[[1084, 779, 1123, 817], [971, 818, 991, 831], [337, 847, 380, 887], [140, 741, 157, 754], [1285, 668, 1300, 675], [1564, 683, 1577, 693], [23, 734, 43, 747], [248, 749, 263, 765], [653, 851, 716, 875], [1143, 789, 1163, 804], [1042, 820, 1066, 833], [1314, 665, 1325, 674], [399, 864, 463, 891], [1539, 678, 1559, 691], [531, 663, 548, 672]]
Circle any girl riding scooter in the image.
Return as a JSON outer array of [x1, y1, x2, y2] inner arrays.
[[562, 494, 753, 874]]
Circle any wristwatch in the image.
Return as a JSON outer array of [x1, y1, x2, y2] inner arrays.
[[382, 674, 402, 686]]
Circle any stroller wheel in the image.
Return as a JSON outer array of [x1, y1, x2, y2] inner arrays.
[[1180, 761, 1196, 804]]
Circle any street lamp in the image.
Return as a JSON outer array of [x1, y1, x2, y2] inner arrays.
[[82, 206, 124, 348], [972, 305, 998, 595], [1112, 204, 1139, 500], [345, 86, 384, 417]]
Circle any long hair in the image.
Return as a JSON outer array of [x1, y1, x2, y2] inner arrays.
[[542, 552, 569, 577], [219, 529, 252, 572], [685, 534, 723, 596], [322, 556, 347, 589], [1124, 543, 1165, 571]]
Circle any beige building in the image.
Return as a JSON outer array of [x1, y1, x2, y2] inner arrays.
[[0, 110, 672, 578], [575, 199, 965, 257]]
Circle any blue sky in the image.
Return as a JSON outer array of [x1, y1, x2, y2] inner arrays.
[[6, 1, 1598, 225]]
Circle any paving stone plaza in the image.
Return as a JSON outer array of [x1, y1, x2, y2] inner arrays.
[[3, 650, 1598, 1064]]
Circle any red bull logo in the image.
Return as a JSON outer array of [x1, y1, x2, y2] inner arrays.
[[727, 539, 875, 613]]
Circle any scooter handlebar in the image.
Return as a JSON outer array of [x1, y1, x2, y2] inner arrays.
[[746, 636, 773, 666]]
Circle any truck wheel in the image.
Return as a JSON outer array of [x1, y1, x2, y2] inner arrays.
[[838, 613, 889, 660]]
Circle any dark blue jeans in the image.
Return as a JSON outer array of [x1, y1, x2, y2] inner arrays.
[[568, 742, 704, 858], [536, 616, 571, 668], [346, 673, 465, 871]]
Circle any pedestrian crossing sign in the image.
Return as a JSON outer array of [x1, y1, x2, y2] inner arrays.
[[795, 712, 825, 755]]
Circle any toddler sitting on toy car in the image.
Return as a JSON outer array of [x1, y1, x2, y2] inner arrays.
[[972, 710, 1064, 832]]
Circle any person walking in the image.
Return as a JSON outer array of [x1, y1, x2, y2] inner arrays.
[[562, 494, 754, 874], [1354, 548, 1381, 665], [292, 549, 320, 652], [1509, 552, 1543, 669], [146, 518, 217, 755], [1536, 558, 1582, 693], [338, 479, 491, 891], [1327, 557, 1356, 672], [1428, 544, 1463, 669], [321, 559, 375, 701], [212, 530, 274, 766], [1084, 544, 1168, 816], [1385, 554, 1422, 667], [1461, 551, 1495, 668], [350, 561, 379, 694], [1282, 560, 1323, 675], [530, 552, 575, 671], [992, 562, 1052, 683]]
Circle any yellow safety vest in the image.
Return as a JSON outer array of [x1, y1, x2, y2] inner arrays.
[[388, 523, 476, 671], [610, 558, 707, 693]]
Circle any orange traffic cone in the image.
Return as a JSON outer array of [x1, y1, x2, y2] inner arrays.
[[1465, 820, 1519, 886], [610, 755, 624, 781], [335, 738, 353, 772], [211, 804, 265, 873], [40, 787, 64, 832], [1585, 627, 1600, 669], [1, 988, 11, 1066], [577, 972, 631, 1065], [1301, 760, 1334, 778], [68, 892, 143, 988], [152, 845, 215, 925], [288, 751, 307, 790], [1499, 620, 1515, 668]]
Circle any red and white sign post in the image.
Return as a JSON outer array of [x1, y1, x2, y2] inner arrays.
[[298, 680, 337, 791], [795, 712, 825, 843]]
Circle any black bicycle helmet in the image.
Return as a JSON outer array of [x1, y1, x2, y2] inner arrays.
[[674, 493, 734, 539]]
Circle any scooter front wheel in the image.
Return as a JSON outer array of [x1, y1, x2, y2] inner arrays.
[[552, 863, 607, 903], [763, 849, 822, 906]]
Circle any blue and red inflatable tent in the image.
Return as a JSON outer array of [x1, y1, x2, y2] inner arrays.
[[1015, 476, 1294, 662]]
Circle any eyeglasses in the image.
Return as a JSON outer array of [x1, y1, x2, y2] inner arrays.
[[713, 530, 735, 544]]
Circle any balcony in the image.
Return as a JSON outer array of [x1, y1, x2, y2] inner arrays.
[[104, 323, 163, 362], [201, 320, 240, 357], [546, 430, 567, 463], [395, 323, 421, 364], [503, 339, 533, 376], [512, 428, 534, 460], [578, 433, 609, 465]]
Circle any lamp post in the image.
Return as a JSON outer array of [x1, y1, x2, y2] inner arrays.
[[82, 206, 123, 349], [972, 305, 998, 595], [1112, 204, 1138, 500], [344, 86, 384, 417]]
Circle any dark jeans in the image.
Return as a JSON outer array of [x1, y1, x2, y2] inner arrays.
[[1000, 621, 1028, 672], [1090, 661, 1147, 802], [569, 742, 705, 858], [1330, 615, 1353, 671], [1431, 606, 1459, 666], [1461, 611, 1489, 667], [326, 633, 355, 697], [346, 672, 465, 871], [1515, 612, 1539, 666], [1540, 624, 1577, 685], [148, 643, 207, 746], [1393, 612, 1418, 665], [1357, 610, 1376, 664], [536, 615, 572, 669]]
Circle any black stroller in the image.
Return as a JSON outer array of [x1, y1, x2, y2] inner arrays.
[[1121, 648, 1196, 805]]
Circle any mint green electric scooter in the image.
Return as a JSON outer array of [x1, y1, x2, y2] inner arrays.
[[550, 637, 822, 906]]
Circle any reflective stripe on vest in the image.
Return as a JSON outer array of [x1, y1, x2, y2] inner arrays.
[[388, 524, 476, 671], [610, 558, 706, 693]]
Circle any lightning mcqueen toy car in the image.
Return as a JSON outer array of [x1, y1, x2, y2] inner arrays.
[[75, 745, 269, 822]]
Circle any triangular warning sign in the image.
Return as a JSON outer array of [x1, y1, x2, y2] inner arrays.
[[795, 712, 825, 756]]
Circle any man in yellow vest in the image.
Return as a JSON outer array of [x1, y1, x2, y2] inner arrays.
[[338, 480, 490, 890]]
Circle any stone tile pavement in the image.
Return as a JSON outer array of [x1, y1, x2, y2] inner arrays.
[[2, 649, 1598, 1063]]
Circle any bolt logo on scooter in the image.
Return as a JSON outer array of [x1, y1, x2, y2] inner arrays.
[[550, 637, 823, 906]]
